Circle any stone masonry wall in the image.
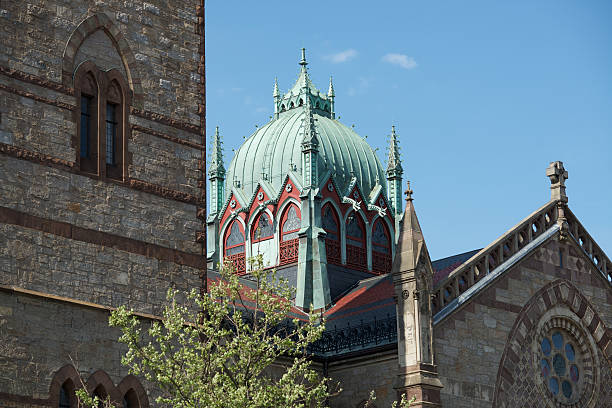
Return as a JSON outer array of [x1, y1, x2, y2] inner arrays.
[[0, 156, 200, 254], [433, 236, 612, 407], [0, 223, 201, 316], [0, 290, 163, 406], [0, 0, 201, 125], [327, 350, 399, 408]]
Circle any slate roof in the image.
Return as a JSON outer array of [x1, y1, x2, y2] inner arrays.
[[312, 250, 479, 356]]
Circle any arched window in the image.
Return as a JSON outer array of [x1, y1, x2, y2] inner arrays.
[[123, 389, 139, 408], [372, 219, 392, 274], [105, 78, 124, 180], [280, 204, 301, 265], [77, 70, 99, 173], [346, 212, 366, 270], [59, 382, 72, 408], [74, 63, 129, 180], [252, 212, 273, 242], [93, 385, 108, 408], [322, 204, 341, 265], [224, 221, 246, 274]]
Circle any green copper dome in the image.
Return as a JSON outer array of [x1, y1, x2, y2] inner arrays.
[[226, 107, 386, 201], [225, 50, 386, 203]]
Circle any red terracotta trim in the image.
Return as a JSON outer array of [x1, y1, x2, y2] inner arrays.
[[0, 66, 74, 95], [0, 82, 74, 110], [131, 107, 200, 135], [0, 206, 204, 269], [0, 392, 51, 406], [0, 142, 200, 205], [131, 123, 204, 150]]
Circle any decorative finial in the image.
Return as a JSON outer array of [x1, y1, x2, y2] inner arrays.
[[546, 161, 568, 203], [300, 48, 307, 67], [386, 125, 403, 176], [273, 77, 280, 98], [405, 180, 413, 202], [328, 76, 335, 97]]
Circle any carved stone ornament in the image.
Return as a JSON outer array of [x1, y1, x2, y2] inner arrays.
[[230, 199, 236, 208], [379, 198, 384, 206], [402, 290, 410, 299], [353, 191, 359, 200], [257, 191, 264, 201], [328, 183, 334, 192], [285, 183, 293, 192]]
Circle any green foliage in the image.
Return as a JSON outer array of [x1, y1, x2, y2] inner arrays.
[[106, 256, 331, 408]]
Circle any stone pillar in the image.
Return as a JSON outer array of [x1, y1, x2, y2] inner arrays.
[[392, 183, 442, 407]]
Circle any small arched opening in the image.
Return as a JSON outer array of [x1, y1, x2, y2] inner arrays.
[[322, 204, 341, 265], [346, 212, 367, 270], [372, 219, 392, 274], [279, 204, 301, 265], [224, 220, 246, 274]]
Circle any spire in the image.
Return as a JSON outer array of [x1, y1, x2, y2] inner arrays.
[[327, 76, 335, 97], [386, 125, 403, 176], [208, 126, 225, 178], [546, 161, 568, 203], [273, 77, 280, 98], [391, 180, 442, 406], [300, 47, 308, 70], [301, 97, 318, 151]]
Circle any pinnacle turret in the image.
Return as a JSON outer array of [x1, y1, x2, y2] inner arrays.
[[386, 125, 402, 175], [273, 77, 280, 98], [301, 97, 319, 151], [327, 76, 335, 97], [208, 126, 225, 178]]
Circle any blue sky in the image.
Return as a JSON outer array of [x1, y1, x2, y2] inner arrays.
[[205, 0, 612, 260]]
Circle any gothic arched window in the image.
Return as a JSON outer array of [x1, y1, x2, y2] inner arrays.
[[74, 63, 129, 180], [76, 70, 99, 173], [59, 382, 72, 408], [322, 204, 341, 264], [224, 221, 246, 274], [280, 204, 301, 264], [346, 213, 366, 270], [123, 389, 139, 408], [252, 213, 274, 242], [104, 78, 125, 180], [372, 219, 392, 274]]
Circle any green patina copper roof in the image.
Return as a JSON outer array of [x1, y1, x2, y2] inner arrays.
[[225, 49, 386, 202]]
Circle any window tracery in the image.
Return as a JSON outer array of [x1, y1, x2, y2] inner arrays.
[[74, 63, 128, 180], [372, 219, 392, 274], [346, 213, 366, 270], [280, 204, 301, 265], [224, 221, 246, 274], [322, 204, 341, 264], [252, 213, 273, 242]]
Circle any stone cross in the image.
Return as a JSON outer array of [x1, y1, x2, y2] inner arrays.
[[546, 161, 568, 203], [404, 180, 413, 202]]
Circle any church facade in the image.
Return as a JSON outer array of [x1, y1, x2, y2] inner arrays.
[[1, 1, 611, 407]]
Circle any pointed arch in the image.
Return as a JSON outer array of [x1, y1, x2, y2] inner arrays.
[[371, 217, 392, 274], [87, 370, 121, 405], [117, 375, 150, 408], [493, 279, 612, 407], [62, 13, 143, 106], [49, 365, 81, 408], [345, 210, 367, 271], [280, 203, 301, 265], [322, 202, 341, 265], [251, 211, 274, 242], [224, 219, 246, 274]]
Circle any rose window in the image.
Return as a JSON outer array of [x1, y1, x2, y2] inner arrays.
[[539, 330, 581, 403]]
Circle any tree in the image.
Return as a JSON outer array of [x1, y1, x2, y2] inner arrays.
[[106, 256, 330, 408], [77, 255, 413, 407]]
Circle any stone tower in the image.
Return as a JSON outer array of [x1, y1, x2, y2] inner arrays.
[[392, 182, 443, 407], [0, 1, 204, 405]]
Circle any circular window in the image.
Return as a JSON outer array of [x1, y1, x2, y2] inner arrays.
[[540, 330, 580, 401]]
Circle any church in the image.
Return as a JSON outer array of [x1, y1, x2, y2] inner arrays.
[[1, 1, 611, 407]]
